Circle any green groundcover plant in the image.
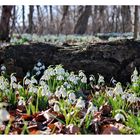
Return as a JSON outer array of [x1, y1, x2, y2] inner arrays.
[[0, 63, 140, 134]]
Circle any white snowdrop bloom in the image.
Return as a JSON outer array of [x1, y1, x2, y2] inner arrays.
[[31, 77, 38, 84], [12, 82, 18, 89], [33, 66, 40, 72], [113, 83, 123, 95], [59, 86, 67, 98], [53, 104, 60, 112], [18, 97, 25, 106], [48, 98, 57, 105], [41, 65, 45, 70], [36, 70, 41, 76], [69, 92, 76, 101], [24, 78, 31, 85], [41, 74, 50, 81], [68, 75, 78, 85], [106, 90, 114, 97], [55, 66, 65, 75], [79, 70, 86, 77], [45, 68, 55, 76], [114, 113, 125, 122], [63, 82, 71, 89], [87, 102, 98, 114], [81, 76, 87, 83], [0, 108, 10, 122], [1, 65, 6, 71], [127, 94, 139, 103], [76, 98, 85, 109], [18, 84, 23, 89], [46, 90, 52, 97], [55, 89, 61, 98], [29, 86, 38, 93], [89, 75, 95, 81], [39, 80, 46, 86], [56, 75, 64, 81], [26, 71, 30, 77], [37, 62, 42, 67], [98, 74, 105, 84], [95, 91, 99, 96], [131, 68, 139, 82], [11, 75, 17, 83], [0, 82, 5, 90]]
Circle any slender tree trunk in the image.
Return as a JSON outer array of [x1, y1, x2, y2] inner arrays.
[[49, 6, 53, 22], [134, 6, 139, 39], [0, 6, 13, 41], [59, 6, 69, 33], [12, 6, 16, 32], [22, 6, 25, 32], [74, 6, 92, 34], [28, 6, 34, 34]]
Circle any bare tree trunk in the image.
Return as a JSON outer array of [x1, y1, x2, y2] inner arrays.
[[0, 6, 13, 41], [92, 6, 98, 34], [121, 6, 132, 32], [59, 6, 69, 33], [74, 6, 92, 34], [28, 6, 34, 34], [134, 6, 139, 39], [22, 6, 25, 32], [11, 6, 16, 33], [49, 6, 53, 22]]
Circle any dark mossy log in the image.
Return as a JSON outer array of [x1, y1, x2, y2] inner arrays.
[[1, 39, 140, 84]]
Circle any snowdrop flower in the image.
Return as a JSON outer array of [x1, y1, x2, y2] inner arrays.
[[26, 71, 30, 77], [89, 75, 95, 81], [87, 102, 98, 114], [41, 74, 50, 81], [31, 77, 38, 84], [59, 86, 67, 98], [41, 65, 45, 70], [10, 74, 17, 83], [18, 84, 23, 89], [29, 86, 38, 93], [0, 107, 10, 122], [55, 65, 65, 75], [98, 74, 105, 84], [68, 74, 78, 85], [79, 70, 86, 77], [1, 65, 6, 71], [18, 97, 25, 106], [37, 62, 42, 67], [113, 82, 123, 95], [12, 82, 18, 89], [106, 89, 114, 97], [53, 104, 60, 112], [131, 68, 139, 82], [95, 91, 99, 95], [69, 92, 76, 101], [76, 98, 85, 109], [114, 113, 125, 122], [55, 88, 61, 98], [127, 94, 139, 103], [63, 82, 71, 89], [24, 78, 31, 85], [36, 70, 41, 76], [57, 75, 64, 81], [39, 80, 46, 86], [81, 76, 87, 83], [33, 66, 40, 72]]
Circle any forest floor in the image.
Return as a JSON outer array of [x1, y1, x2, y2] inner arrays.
[[1, 35, 140, 134]]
